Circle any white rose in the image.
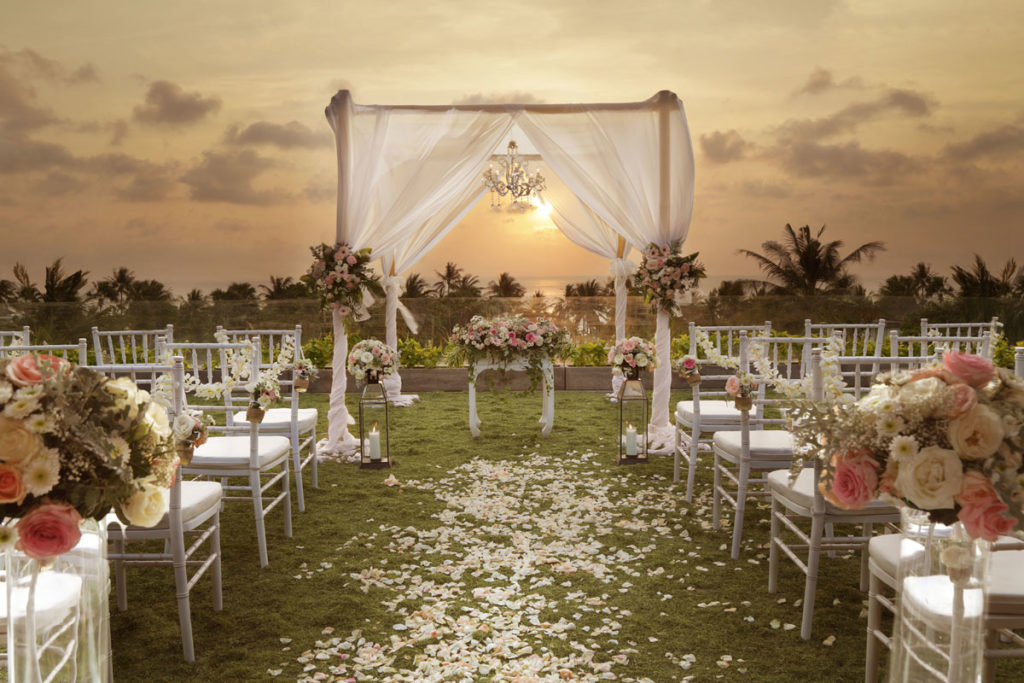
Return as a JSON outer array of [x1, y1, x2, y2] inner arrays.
[[121, 480, 168, 527], [899, 377, 945, 403], [635, 353, 648, 367], [143, 402, 171, 438], [172, 414, 196, 440], [613, 353, 624, 365], [360, 351, 374, 364], [948, 404, 1004, 461], [895, 445, 963, 510]]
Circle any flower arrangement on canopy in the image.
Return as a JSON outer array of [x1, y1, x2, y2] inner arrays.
[[608, 337, 658, 378], [347, 339, 397, 382], [447, 315, 569, 389], [0, 354, 178, 558], [633, 241, 705, 315], [304, 242, 383, 321], [787, 351, 1024, 541]]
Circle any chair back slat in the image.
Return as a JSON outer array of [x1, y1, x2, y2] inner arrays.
[[0, 338, 88, 364], [890, 331, 992, 360], [215, 326, 302, 409], [920, 317, 1001, 341], [688, 322, 771, 379], [739, 333, 840, 426], [92, 325, 174, 365], [805, 318, 886, 357], [0, 326, 31, 347]]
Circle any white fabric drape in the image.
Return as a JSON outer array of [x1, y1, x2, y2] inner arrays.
[[517, 91, 695, 444], [540, 161, 633, 395], [323, 91, 514, 451]]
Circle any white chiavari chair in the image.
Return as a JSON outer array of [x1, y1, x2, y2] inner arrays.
[[0, 339, 88, 364], [159, 339, 292, 567], [805, 318, 887, 357], [214, 326, 318, 513], [98, 357, 223, 663], [674, 322, 771, 501], [0, 326, 30, 347], [891, 330, 994, 361], [91, 325, 174, 365]]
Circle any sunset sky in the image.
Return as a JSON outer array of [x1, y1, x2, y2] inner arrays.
[[2, 1, 1022, 296]]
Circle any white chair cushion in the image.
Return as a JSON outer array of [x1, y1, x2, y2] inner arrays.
[[0, 571, 82, 629], [714, 430, 794, 462], [988, 550, 1024, 615], [107, 481, 222, 535], [675, 400, 742, 424], [769, 468, 900, 516], [232, 408, 318, 433], [188, 435, 290, 469]]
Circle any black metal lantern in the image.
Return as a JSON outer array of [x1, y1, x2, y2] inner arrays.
[[617, 368, 649, 464], [358, 371, 391, 468]]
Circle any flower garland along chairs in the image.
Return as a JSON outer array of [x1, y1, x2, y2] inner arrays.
[[96, 357, 223, 663], [0, 326, 30, 347], [158, 339, 292, 568], [673, 322, 771, 501], [91, 325, 174, 365], [711, 332, 839, 560], [804, 319, 886, 357], [214, 326, 318, 513]]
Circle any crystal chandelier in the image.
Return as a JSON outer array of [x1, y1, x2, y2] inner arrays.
[[483, 141, 545, 210]]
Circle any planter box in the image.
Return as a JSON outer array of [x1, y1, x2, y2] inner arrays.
[[306, 365, 735, 393]]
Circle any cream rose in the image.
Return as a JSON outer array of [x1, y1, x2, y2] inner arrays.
[[0, 416, 43, 465], [948, 404, 1004, 461], [143, 402, 171, 439], [120, 479, 168, 527], [895, 446, 963, 510], [899, 377, 945, 403]]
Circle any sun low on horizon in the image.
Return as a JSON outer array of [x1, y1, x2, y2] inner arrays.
[[1, 0, 1022, 297]]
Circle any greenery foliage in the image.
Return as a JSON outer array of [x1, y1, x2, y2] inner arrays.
[[566, 340, 610, 367], [397, 336, 444, 368]]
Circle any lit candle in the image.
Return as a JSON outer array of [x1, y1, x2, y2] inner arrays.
[[625, 421, 638, 456], [369, 422, 381, 461]]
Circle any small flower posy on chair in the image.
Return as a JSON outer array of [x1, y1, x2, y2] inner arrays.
[[788, 351, 1024, 542], [725, 371, 756, 409], [674, 354, 700, 386], [0, 353, 178, 559]]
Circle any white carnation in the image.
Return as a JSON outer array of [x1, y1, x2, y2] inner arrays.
[[23, 447, 60, 496], [889, 435, 919, 461]]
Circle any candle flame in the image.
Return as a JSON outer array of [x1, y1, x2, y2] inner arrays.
[[372, 421, 379, 431]]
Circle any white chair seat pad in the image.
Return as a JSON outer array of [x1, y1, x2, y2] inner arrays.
[[675, 400, 742, 424], [107, 481, 222, 534], [769, 468, 899, 516], [714, 430, 794, 461], [0, 571, 82, 628], [189, 435, 291, 468], [232, 408, 318, 433]]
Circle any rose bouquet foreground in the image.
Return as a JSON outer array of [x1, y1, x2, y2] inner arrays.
[[609, 337, 658, 377], [787, 351, 1024, 541], [347, 339, 398, 382], [0, 353, 178, 559]]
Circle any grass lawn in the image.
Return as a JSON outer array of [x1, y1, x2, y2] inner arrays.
[[109, 390, 1024, 682]]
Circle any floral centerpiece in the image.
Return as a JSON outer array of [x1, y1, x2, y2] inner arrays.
[[674, 355, 701, 386], [446, 315, 570, 390], [787, 351, 1024, 541], [0, 354, 178, 559], [347, 339, 397, 383], [725, 371, 757, 410], [608, 337, 658, 379], [633, 241, 705, 316], [303, 241, 384, 321]]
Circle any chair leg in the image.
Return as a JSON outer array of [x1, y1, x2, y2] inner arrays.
[[825, 522, 836, 559], [768, 496, 780, 593], [673, 426, 682, 485], [686, 426, 700, 503], [282, 459, 293, 539], [712, 452, 723, 530], [211, 510, 223, 611], [251, 469, 269, 567], [171, 529, 195, 662], [730, 461, 750, 560], [859, 523, 874, 592], [292, 430, 306, 513], [309, 428, 319, 489], [801, 513, 825, 641], [865, 570, 883, 683]]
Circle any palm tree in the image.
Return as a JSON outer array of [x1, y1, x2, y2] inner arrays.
[[12, 263, 41, 301], [451, 274, 482, 298], [565, 279, 603, 297], [259, 275, 309, 300], [0, 278, 14, 303], [433, 262, 464, 297], [211, 282, 258, 301], [951, 255, 1019, 298], [879, 262, 951, 301], [487, 272, 525, 298], [130, 279, 173, 301], [42, 259, 89, 302], [401, 273, 431, 298], [738, 224, 885, 295]]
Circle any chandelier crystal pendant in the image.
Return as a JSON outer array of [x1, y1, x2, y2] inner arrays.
[[483, 141, 546, 210]]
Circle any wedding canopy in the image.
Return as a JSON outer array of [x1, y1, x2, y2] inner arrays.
[[323, 90, 695, 453]]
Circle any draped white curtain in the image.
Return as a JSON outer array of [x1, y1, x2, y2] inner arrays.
[[517, 91, 695, 447], [323, 90, 695, 452], [324, 91, 514, 451], [539, 162, 633, 394]]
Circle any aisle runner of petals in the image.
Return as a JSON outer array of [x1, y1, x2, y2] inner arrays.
[[285, 452, 701, 682]]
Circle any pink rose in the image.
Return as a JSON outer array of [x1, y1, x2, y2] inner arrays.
[[0, 463, 27, 504], [956, 471, 1017, 541], [948, 404, 1004, 461], [682, 358, 696, 371], [943, 351, 995, 388], [6, 353, 67, 386], [947, 383, 978, 418], [337, 305, 351, 316], [725, 375, 741, 397], [346, 255, 357, 266], [821, 449, 879, 509], [15, 502, 83, 560], [908, 365, 956, 384]]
